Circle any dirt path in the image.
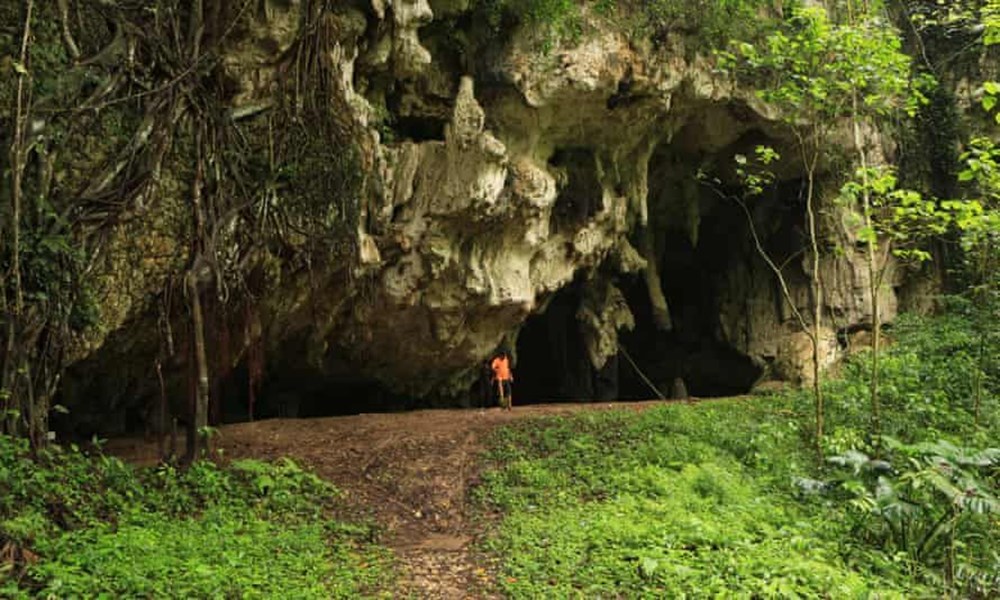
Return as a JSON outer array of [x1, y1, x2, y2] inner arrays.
[[110, 400, 673, 598]]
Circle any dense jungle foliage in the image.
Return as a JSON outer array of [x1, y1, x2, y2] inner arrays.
[[0, 0, 366, 455], [470, 0, 782, 49]]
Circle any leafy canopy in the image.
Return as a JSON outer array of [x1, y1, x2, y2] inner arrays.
[[724, 7, 919, 125]]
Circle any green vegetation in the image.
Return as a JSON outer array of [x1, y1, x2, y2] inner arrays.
[[476, 310, 1000, 598], [3, 1, 1000, 596], [621, 0, 781, 48], [827, 307, 999, 441], [478, 402, 891, 597], [0, 443, 393, 598], [471, 0, 781, 51], [721, 4, 931, 456]]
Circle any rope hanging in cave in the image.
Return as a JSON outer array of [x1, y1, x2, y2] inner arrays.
[[618, 347, 667, 401]]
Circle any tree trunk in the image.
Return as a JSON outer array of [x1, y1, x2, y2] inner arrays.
[[2, 0, 34, 440], [156, 360, 168, 461], [10, 0, 33, 320], [1, 325, 13, 435], [805, 159, 825, 460], [187, 272, 210, 461], [185, 130, 210, 462], [851, 104, 882, 453], [974, 332, 985, 427]]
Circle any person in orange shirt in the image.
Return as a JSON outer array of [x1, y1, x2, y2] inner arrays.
[[490, 350, 513, 411]]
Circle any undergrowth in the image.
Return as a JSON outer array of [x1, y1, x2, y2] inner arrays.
[[0, 446, 393, 598], [476, 310, 1000, 598]]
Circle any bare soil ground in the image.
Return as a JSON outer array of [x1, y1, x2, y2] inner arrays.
[[110, 400, 676, 598]]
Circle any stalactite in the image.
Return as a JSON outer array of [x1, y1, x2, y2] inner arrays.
[[639, 224, 672, 332]]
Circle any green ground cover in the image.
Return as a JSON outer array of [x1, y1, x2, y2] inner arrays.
[[0, 447, 393, 598], [477, 311, 1000, 598]]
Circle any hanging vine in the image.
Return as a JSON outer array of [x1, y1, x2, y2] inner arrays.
[[1, 0, 368, 453]]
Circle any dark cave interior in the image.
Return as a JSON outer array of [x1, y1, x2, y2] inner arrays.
[[510, 139, 774, 405], [512, 229, 764, 407]]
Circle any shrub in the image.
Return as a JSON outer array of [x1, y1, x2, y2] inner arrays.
[[0, 437, 392, 598]]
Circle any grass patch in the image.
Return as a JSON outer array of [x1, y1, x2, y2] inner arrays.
[[0, 444, 393, 598], [477, 399, 917, 598], [476, 311, 1000, 597]]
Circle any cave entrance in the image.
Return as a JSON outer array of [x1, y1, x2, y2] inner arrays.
[[514, 279, 620, 404], [220, 348, 414, 423], [512, 195, 765, 405], [223, 375, 411, 422], [617, 229, 763, 399], [616, 140, 765, 399]]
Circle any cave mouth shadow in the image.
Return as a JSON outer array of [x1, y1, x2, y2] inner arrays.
[[618, 275, 762, 400], [513, 229, 763, 405], [514, 279, 618, 405], [218, 359, 416, 424], [512, 281, 760, 406], [54, 196, 773, 442]]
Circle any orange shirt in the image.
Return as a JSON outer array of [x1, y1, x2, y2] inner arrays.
[[490, 356, 512, 381]]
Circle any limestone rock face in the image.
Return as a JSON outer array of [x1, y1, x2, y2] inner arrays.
[[338, 20, 759, 395], [713, 182, 904, 383], [62, 3, 918, 414], [330, 9, 901, 394]]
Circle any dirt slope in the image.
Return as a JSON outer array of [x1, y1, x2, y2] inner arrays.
[[110, 401, 675, 598]]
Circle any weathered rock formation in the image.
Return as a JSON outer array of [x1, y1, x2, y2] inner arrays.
[[41, 1, 929, 429]]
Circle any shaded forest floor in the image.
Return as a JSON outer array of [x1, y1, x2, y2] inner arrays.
[[110, 400, 681, 598]]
